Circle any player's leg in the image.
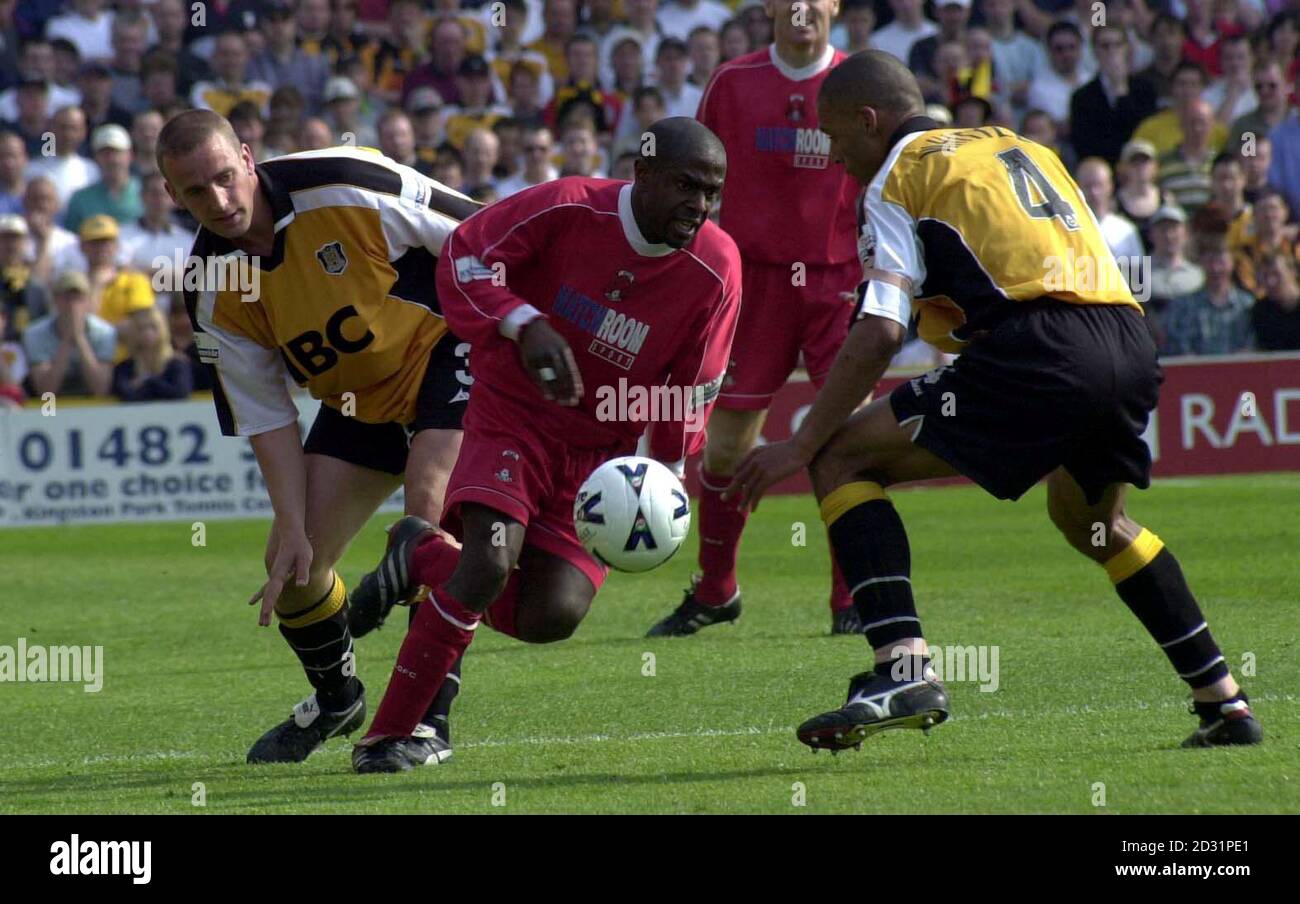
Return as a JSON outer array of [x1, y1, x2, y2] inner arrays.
[[803, 261, 873, 632], [347, 333, 472, 754], [801, 314, 1097, 751], [646, 262, 799, 637], [346, 428, 463, 638], [351, 330, 469, 635], [462, 542, 597, 643], [1045, 469, 1262, 747], [645, 406, 766, 636], [354, 502, 527, 772], [247, 437, 403, 763], [795, 394, 960, 751]]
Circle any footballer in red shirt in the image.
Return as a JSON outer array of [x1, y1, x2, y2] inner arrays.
[[351, 118, 743, 771], [646, 0, 865, 638]]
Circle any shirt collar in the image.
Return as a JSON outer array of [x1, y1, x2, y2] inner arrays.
[[768, 43, 836, 82], [257, 163, 294, 227], [886, 115, 942, 151], [618, 183, 675, 258]]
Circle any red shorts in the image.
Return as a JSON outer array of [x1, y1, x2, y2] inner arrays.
[[719, 259, 860, 410], [440, 386, 618, 592]]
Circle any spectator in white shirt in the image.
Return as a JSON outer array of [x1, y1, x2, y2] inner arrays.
[[46, 0, 116, 63], [604, 0, 661, 88], [118, 172, 190, 294], [983, 0, 1044, 116], [1205, 34, 1256, 126], [27, 106, 100, 206], [21, 177, 80, 287], [1077, 156, 1145, 269], [870, 0, 938, 64], [657, 0, 732, 42], [494, 124, 558, 197], [653, 37, 702, 118], [0, 39, 82, 122], [1026, 21, 1092, 128]]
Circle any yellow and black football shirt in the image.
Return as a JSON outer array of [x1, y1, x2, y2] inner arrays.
[[855, 118, 1142, 353], [185, 146, 476, 437]]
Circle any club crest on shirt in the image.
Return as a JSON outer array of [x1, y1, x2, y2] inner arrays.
[[787, 93, 806, 122], [605, 270, 635, 303], [316, 241, 348, 275]]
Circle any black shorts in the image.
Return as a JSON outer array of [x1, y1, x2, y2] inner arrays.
[[889, 302, 1162, 505], [303, 331, 471, 475]]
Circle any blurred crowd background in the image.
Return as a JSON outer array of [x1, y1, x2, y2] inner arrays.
[[1, 0, 1299, 409]]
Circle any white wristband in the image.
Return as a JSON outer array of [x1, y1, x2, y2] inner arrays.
[[500, 304, 546, 341]]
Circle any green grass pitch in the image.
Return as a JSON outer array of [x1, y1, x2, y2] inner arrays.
[[2, 474, 1296, 814]]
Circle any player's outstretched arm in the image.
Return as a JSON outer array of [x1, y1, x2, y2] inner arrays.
[[247, 424, 312, 627], [726, 315, 904, 511]]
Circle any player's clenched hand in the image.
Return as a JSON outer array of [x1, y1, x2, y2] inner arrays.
[[724, 440, 812, 512], [519, 318, 584, 406], [249, 529, 313, 627]]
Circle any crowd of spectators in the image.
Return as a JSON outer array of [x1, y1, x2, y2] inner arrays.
[[1, 0, 1299, 408]]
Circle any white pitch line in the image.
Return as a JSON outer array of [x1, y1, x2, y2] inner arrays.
[[4, 694, 1294, 773]]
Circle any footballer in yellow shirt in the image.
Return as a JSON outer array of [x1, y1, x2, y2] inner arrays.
[[160, 109, 481, 765], [730, 50, 1261, 753]]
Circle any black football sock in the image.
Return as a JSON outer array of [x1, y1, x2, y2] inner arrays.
[[277, 574, 362, 711], [875, 654, 933, 682], [820, 481, 923, 652], [422, 653, 462, 736], [1105, 530, 1230, 690]]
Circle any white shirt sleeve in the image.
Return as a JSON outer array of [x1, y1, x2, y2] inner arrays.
[[854, 185, 922, 330], [192, 286, 298, 437]]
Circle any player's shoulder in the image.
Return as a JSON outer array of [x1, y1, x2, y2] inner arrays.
[[684, 221, 742, 286], [263, 145, 412, 196], [704, 48, 776, 89], [889, 123, 1031, 184], [266, 145, 477, 218], [508, 176, 623, 215]]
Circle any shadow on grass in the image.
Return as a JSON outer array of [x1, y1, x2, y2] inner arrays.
[[2, 760, 837, 812]]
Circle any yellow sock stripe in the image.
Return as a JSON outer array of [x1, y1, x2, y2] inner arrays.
[[1104, 529, 1165, 584], [819, 481, 889, 527], [277, 575, 347, 628]]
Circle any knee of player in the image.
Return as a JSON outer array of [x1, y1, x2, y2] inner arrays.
[[1048, 504, 1113, 554], [460, 546, 514, 601], [526, 596, 586, 643], [808, 443, 853, 495], [705, 432, 755, 474]]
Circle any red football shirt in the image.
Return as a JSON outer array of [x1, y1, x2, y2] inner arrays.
[[696, 44, 860, 267], [436, 177, 742, 463]]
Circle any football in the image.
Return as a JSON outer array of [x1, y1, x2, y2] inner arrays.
[[573, 456, 691, 572]]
